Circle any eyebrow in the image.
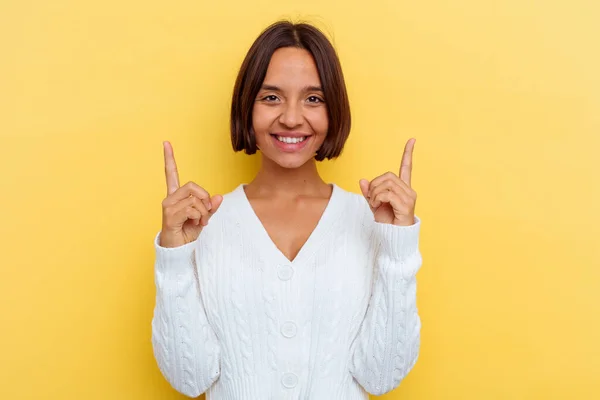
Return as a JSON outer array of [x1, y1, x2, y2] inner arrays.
[[260, 84, 323, 92]]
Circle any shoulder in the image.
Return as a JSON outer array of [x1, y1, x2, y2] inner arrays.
[[192, 185, 247, 255], [196, 184, 245, 237], [219, 184, 244, 212], [205, 184, 245, 224], [332, 183, 373, 225]]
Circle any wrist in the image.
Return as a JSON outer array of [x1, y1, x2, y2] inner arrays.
[[158, 230, 186, 248]]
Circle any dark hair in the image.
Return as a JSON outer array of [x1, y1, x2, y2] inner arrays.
[[230, 21, 351, 161]]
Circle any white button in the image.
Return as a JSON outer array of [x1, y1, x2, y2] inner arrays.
[[277, 265, 294, 281], [281, 321, 297, 338], [281, 372, 298, 388]]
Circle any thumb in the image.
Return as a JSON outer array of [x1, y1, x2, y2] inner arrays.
[[359, 179, 370, 200], [209, 194, 224, 214]]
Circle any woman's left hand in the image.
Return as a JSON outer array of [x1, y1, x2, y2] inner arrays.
[[359, 138, 417, 226]]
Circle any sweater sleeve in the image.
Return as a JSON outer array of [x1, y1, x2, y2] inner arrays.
[[349, 216, 422, 395], [151, 232, 220, 397]]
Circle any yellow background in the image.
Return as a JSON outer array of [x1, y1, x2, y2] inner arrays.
[[1, 0, 598, 398]]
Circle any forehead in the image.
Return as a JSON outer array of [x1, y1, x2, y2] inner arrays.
[[263, 47, 322, 86]]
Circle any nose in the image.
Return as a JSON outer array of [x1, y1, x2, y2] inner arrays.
[[279, 102, 302, 128]]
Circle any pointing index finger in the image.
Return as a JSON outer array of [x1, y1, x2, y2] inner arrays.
[[400, 138, 415, 187], [163, 141, 180, 195]]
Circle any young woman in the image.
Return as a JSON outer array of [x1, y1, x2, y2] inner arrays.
[[152, 20, 422, 399]]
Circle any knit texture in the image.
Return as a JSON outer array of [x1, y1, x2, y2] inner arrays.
[[151, 183, 422, 399]]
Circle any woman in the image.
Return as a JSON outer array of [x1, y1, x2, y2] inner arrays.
[[152, 20, 422, 399]]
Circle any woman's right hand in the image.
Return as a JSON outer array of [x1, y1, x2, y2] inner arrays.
[[159, 141, 223, 248]]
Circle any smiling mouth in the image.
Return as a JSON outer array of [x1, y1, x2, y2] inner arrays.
[[272, 134, 309, 144], [269, 134, 312, 152]]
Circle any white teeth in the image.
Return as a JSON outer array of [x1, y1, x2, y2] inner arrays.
[[276, 136, 306, 144]]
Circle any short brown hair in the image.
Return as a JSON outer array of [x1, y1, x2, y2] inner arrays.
[[230, 21, 351, 161]]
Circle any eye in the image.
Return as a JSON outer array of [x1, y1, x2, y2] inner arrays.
[[307, 96, 324, 104], [262, 95, 279, 102]]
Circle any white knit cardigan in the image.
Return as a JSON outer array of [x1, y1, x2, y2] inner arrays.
[[151, 183, 422, 399]]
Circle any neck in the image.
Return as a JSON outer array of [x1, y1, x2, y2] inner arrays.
[[247, 154, 328, 196]]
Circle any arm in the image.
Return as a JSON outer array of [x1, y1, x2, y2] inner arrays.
[[151, 232, 220, 397], [349, 217, 422, 395]]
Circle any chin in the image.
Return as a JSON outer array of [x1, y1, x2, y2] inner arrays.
[[270, 153, 316, 169]]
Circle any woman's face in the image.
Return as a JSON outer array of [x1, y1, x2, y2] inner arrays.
[[252, 47, 329, 169]]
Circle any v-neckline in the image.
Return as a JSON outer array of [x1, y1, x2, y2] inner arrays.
[[233, 183, 342, 266]]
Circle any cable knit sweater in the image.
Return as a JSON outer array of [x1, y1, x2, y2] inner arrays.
[[151, 183, 422, 399]]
